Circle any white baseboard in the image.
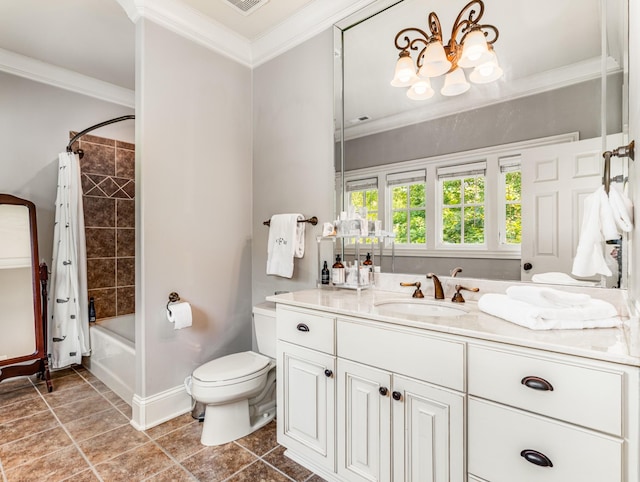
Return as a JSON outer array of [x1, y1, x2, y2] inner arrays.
[[130, 384, 192, 431]]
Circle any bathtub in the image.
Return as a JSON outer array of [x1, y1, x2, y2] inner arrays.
[[83, 314, 135, 405]]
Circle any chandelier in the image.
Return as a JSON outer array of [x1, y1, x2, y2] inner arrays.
[[390, 0, 503, 100]]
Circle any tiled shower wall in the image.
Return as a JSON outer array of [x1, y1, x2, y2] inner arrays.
[[71, 133, 135, 320]]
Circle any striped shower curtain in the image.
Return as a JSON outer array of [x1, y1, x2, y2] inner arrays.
[[48, 152, 90, 368]]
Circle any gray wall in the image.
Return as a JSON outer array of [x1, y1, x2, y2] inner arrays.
[[252, 29, 336, 305], [344, 75, 623, 171], [136, 19, 253, 399], [0, 72, 134, 265]]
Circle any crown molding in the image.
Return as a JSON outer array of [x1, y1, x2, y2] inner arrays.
[[0, 48, 135, 108]]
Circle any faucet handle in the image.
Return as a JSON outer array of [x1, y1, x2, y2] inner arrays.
[[451, 284, 480, 303], [450, 267, 463, 277], [400, 281, 424, 298]]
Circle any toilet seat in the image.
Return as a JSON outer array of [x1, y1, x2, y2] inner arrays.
[[192, 351, 271, 387]]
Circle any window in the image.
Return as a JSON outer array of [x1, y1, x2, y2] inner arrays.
[[437, 162, 486, 245], [346, 177, 378, 222], [499, 156, 522, 245], [387, 170, 426, 245]]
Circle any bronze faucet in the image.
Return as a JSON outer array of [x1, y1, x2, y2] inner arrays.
[[400, 281, 424, 298], [426, 273, 444, 299], [451, 284, 480, 303], [450, 267, 463, 277]]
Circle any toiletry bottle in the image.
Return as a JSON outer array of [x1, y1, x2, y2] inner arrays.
[[332, 254, 345, 285], [363, 253, 374, 284], [321, 261, 330, 285], [88, 297, 97, 322]]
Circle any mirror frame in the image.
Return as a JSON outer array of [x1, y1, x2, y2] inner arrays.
[[0, 194, 50, 388]]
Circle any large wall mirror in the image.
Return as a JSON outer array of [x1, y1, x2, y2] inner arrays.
[[0, 194, 51, 390], [334, 0, 629, 288]]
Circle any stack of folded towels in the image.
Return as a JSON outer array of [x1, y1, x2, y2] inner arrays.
[[478, 286, 621, 330]]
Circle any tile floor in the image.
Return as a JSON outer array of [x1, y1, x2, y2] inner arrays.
[[0, 366, 325, 482]]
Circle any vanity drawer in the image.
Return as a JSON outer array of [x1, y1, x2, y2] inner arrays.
[[467, 344, 623, 436], [468, 397, 622, 482], [337, 318, 464, 391], [277, 307, 335, 354]]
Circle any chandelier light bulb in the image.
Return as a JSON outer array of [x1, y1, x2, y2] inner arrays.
[[458, 29, 492, 68], [419, 41, 452, 78], [407, 79, 435, 100], [469, 51, 503, 84], [441, 67, 471, 96], [391, 51, 418, 87]]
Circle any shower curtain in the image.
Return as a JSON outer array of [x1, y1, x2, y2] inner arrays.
[[48, 151, 90, 368]]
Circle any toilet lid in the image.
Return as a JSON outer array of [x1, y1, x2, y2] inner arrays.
[[193, 351, 271, 383]]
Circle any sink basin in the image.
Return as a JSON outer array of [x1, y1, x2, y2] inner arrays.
[[374, 299, 467, 318]]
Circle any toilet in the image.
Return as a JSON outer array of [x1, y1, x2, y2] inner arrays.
[[189, 302, 277, 446]]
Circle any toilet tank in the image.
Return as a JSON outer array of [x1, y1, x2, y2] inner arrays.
[[253, 302, 276, 359]]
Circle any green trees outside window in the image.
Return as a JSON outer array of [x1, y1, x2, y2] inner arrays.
[[441, 176, 485, 244], [391, 184, 426, 244], [504, 171, 522, 244]]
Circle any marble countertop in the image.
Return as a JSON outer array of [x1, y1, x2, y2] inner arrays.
[[266, 288, 640, 367]]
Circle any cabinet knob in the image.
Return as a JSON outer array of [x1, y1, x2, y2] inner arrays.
[[296, 323, 310, 332], [379, 387, 388, 396], [520, 449, 553, 467], [521, 376, 554, 391], [324, 369, 333, 378], [392, 391, 402, 401]]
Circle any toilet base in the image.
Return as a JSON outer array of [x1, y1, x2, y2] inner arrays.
[[200, 399, 275, 446]]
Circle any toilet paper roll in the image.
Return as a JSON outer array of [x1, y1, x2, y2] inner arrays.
[[167, 301, 192, 330]]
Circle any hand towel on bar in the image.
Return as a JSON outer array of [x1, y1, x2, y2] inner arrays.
[[608, 184, 633, 232], [505, 285, 591, 308], [478, 293, 621, 330], [266, 214, 305, 278], [571, 186, 614, 277]]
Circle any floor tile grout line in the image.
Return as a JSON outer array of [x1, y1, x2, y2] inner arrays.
[[229, 441, 298, 482], [31, 378, 106, 482], [0, 454, 7, 482]]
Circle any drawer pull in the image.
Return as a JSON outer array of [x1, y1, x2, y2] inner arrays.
[[521, 376, 554, 391], [324, 369, 333, 378], [296, 323, 310, 332], [392, 391, 402, 401], [379, 387, 388, 396], [520, 449, 553, 467]]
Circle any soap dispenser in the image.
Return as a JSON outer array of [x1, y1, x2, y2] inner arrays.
[[88, 297, 97, 322], [332, 254, 345, 285], [321, 261, 330, 285]]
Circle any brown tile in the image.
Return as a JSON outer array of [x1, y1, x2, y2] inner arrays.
[[45, 383, 99, 407], [116, 140, 135, 151], [54, 395, 113, 423], [116, 199, 135, 227], [101, 389, 126, 405], [60, 469, 101, 481], [5, 445, 90, 482], [79, 143, 116, 176], [64, 407, 129, 442], [145, 464, 194, 482], [122, 180, 135, 198], [226, 460, 291, 482], [51, 367, 81, 379], [155, 421, 204, 461], [86, 228, 115, 258], [78, 424, 150, 465], [94, 442, 173, 481], [117, 228, 135, 257], [116, 257, 135, 287], [0, 426, 72, 470], [0, 396, 49, 424], [83, 196, 116, 227], [87, 258, 116, 290], [305, 475, 328, 482], [0, 411, 59, 446], [88, 288, 116, 319], [0, 385, 39, 407], [81, 173, 97, 195], [146, 413, 196, 439], [81, 134, 115, 148], [115, 401, 133, 419], [116, 286, 135, 315], [116, 148, 135, 178], [263, 446, 313, 482], [97, 177, 120, 197], [181, 443, 257, 482], [36, 372, 86, 394], [87, 379, 110, 393], [236, 420, 277, 456]]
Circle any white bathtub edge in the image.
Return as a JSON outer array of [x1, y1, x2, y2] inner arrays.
[[131, 384, 192, 431]]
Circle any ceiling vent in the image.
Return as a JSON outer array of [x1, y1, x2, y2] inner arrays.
[[223, 0, 270, 16]]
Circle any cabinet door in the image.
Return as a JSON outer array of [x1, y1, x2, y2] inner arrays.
[[277, 341, 335, 472], [337, 359, 391, 482], [392, 375, 465, 482]]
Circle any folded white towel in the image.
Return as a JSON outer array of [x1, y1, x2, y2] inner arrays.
[[572, 186, 613, 277], [531, 272, 598, 286], [608, 184, 633, 232], [506, 286, 591, 308], [266, 214, 305, 278], [478, 293, 621, 330]]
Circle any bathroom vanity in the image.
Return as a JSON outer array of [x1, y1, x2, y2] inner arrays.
[[269, 287, 640, 482]]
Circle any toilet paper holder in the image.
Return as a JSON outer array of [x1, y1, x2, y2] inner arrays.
[[167, 292, 181, 316]]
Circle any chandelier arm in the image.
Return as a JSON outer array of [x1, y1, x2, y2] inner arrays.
[[394, 27, 430, 52], [427, 12, 443, 41]]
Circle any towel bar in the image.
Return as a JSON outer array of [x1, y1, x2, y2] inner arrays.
[[263, 216, 318, 226]]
